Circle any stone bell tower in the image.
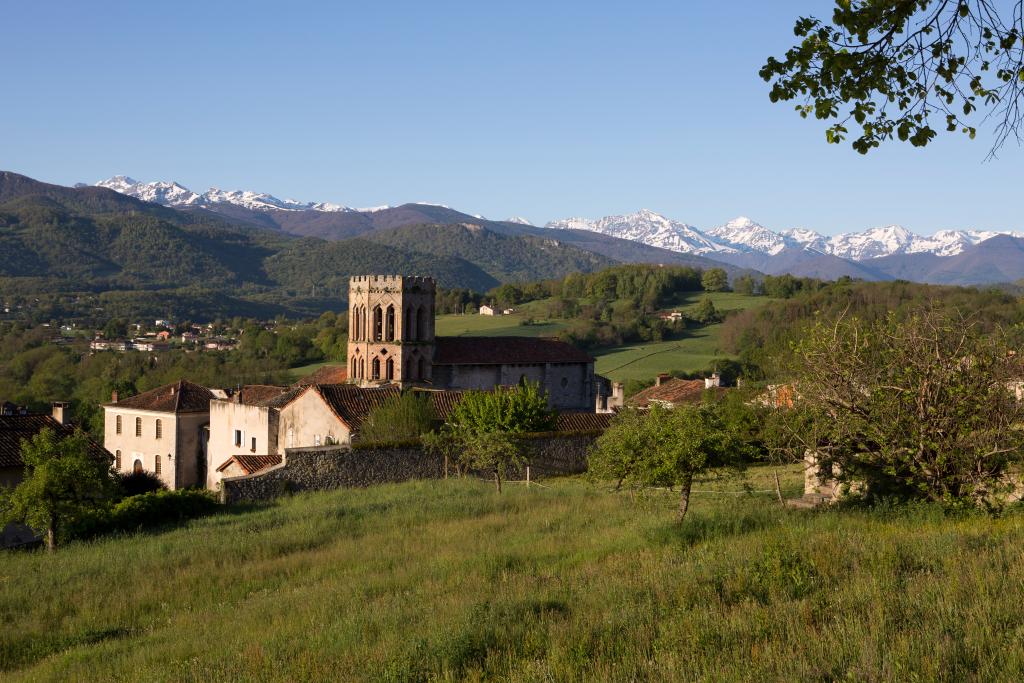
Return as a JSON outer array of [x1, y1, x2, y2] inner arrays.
[[347, 275, 436, 386]]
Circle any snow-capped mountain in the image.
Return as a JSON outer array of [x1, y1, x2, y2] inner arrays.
[[544, 210, 1021, 261], [780, 228, 829, 253], [96, 174, 1021, 264], [827, 225, 915, 260], [707, 216, 789, 256], [95, 176, 354, 213], [545, 209, 736, 256]]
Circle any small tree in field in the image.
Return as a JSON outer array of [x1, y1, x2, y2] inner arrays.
[[0, 428, 115, 551], [462, 431, 524, 493], [426, 382, 555, 492], [591, 401, 752, 523]]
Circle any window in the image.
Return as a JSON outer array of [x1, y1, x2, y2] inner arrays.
[[385, 358, 394, 381], [372, 357, 381, 380], [155, 419, 162, 439], [234, 429, 242, 447], [251, 437, 256, 452], [416, 307, 425, 341], [405, 306, 413, 341], [116, 415, 122, 435], [314, 434, 321, 447], [154, 454, 162, 476], [135, 417, 142, 437], [133, 459, 143, 474], [418, 357, 426, 380], [385, 305, 395, 341], [115, 450, 122, 470], [373, 305, 383, 341]]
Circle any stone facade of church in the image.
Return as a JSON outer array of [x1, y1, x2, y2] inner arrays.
[[347, 274, 600, 411]]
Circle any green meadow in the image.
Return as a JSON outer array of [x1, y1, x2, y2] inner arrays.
[[436, 292, 775, 382], [4, 465, 1024, 681]]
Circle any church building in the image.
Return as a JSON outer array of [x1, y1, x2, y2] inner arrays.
[[347, 275, 599, 411]]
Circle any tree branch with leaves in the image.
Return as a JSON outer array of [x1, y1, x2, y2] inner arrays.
[[762, 0, 1024, 155]]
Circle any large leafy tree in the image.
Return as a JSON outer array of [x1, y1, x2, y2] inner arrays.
[[773, 308, 1024, 504], [762, 0, 1024, 154], [591, 402, 754, 523], [0, 428, 116, 551]]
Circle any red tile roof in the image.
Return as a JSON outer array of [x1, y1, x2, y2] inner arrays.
[[293, 365, 348, 387], [434, 337, 594, 365], [315, 384, 402, 432], [629, 378, 725, 408], [106, 380, 215, 414], [216, 453, 282, 475], [236, 385, 288, 406], [415, 389, 468, 421], [0, 414, 110, 469], [554, 412, 614, 433]]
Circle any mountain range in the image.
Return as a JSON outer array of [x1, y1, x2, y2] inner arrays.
[[0, 171, 752, 321], [94, 176, 1023, 286]]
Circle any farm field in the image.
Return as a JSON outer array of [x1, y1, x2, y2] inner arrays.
[[434, 313, 567, 338], [4, 465, 1024, 681], [594, 324, 728, 382]]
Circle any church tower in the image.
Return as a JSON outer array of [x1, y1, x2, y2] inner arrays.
[[347, 275, 436, 386]]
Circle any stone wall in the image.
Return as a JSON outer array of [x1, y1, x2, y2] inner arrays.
[[220, 433, 597, 504]]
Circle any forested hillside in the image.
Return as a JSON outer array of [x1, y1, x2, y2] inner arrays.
[[720, 279, 1024, 379], [0, 172, 625, 320]]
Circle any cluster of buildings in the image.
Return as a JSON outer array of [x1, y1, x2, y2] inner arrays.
[[98, 276, 623, 491], [89, 322, 239, 353], [0, 275, 753, 547]]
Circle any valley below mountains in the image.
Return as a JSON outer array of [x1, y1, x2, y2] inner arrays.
[[0, 169, 1019, 324]]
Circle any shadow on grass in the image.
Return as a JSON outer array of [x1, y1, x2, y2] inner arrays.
[[1, 626, 140, 674], [646, 507, 788, 548]]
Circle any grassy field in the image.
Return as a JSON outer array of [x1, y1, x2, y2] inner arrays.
[[286, 361, 333, 382], [4, 465, 1024, 681], [435, 314, 567, 338], [593, 324, 727, 381]]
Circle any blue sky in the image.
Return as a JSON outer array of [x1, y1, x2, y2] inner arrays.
[[3, 0, 1021, 234]]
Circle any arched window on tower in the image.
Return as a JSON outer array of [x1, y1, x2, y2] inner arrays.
[[385, 358, 394, 380], [359, 358, 365, 379], [405, 306, 413, 341], [404, 359, 411, 380], [385, 305, 395, 341], [416, 306, 425, 341], [373, 306, 383, 341], [351, 355, 357, 379], [372, 357, 381, 380], [417, 357, 426, 381]]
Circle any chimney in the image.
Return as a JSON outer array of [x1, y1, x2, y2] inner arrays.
[[111, 390, 119, 403], [656, 373, 671, 387], [704, 373, 721, 389], [51, 401, 70, 426]]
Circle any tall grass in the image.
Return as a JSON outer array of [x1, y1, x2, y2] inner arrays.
[[2, 466, 1024, 681]]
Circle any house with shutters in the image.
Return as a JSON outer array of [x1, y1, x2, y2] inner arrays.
[[102, 380, 225, 490]]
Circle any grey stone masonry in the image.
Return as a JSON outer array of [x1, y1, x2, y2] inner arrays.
[[220, 434, 598, 504]]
